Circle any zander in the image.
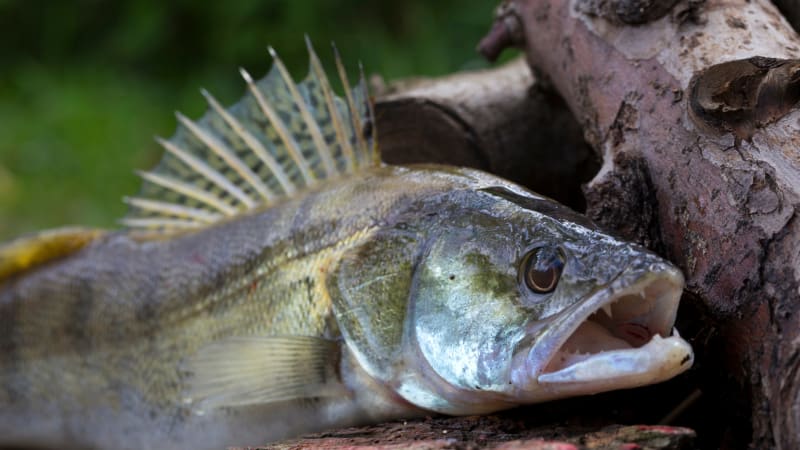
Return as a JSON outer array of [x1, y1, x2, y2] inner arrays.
[[0, 41, 693, 450]]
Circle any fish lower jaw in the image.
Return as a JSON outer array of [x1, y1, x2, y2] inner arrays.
[[536, 332, 693, 392], [521, 270, 693, 400]]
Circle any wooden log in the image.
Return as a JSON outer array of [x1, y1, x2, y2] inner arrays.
[[375, 57, 596, 210], [476, 0, 800, 448], [251, 415, 696, 450]]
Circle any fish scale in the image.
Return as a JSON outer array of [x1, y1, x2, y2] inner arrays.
[[0, 41, 693, 450]]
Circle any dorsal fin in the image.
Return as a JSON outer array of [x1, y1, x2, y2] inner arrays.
[[0, 227, 106, 282], [122, 39, 378, 231]]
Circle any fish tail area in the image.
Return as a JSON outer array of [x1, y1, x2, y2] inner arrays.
[[122, 38, 378, 233]]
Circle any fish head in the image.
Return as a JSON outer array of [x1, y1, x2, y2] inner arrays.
[[394, 183, 693, 414]]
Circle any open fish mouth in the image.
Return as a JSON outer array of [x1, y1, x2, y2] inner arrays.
[[535, 270, 694, 393]]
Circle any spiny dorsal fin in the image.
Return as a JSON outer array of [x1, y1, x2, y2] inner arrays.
[[183, 336, 346, 410], [122, 39, 378, 231], [0, 227, 106, 282]]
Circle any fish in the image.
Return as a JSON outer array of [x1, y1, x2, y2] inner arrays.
[[0, 40, 694, 450]]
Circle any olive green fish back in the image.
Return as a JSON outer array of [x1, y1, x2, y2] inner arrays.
[[123, 38, 378, 231]]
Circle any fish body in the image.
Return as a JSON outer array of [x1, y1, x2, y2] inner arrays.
[[0, 43, 693, 450], [0, 165, 471, 448]]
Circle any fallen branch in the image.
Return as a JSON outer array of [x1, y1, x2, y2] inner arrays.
[[479, 0, 800, 448], [375, 57, 596, 210], [253, 415, 696, 450]]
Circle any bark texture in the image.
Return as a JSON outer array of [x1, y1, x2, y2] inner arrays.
[[251, 416, 695, 450], [478, 0, 800, 448], [375, 57, 596, 210]]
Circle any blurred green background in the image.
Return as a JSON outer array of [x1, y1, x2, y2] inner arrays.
[[0, 0, 514, 241]]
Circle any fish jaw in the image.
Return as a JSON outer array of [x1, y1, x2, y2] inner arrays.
[[510, 263, 694, 401]]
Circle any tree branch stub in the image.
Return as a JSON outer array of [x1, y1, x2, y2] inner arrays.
[[488, 0, 800, 448]]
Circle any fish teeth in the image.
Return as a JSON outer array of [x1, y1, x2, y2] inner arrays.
[[601, 304, 613, 318]]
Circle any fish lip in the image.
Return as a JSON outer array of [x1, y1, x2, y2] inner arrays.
[[518, 263, 688, 393]]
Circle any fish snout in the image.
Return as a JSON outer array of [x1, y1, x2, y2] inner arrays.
[[508, 263, 693, 402]]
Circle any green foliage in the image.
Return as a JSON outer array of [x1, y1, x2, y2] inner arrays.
[[0, 1, 515, 240]]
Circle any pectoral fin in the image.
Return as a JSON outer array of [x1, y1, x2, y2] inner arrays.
[[184, 336, 346, 409]]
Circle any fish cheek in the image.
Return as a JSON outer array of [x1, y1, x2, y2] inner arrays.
[[409, 243, 528, 397], [326, 229, 420, 385]]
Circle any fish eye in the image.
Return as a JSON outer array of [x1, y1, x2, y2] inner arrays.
[[521, 246, 565, 294]]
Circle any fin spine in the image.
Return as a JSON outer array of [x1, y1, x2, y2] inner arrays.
[[156, 137, 255, 208], [123, 196, 222, 223], [175, 112, 276, 203], [269, 46, 338, 178], [308, 39, 357, 173], [360, 62, 380, 165], [333, 46, 368, 167], [240, 67, 315, 185], [136, 170, 237, 216], [119, 218, 205, 229], [200, 89, 298, 196]]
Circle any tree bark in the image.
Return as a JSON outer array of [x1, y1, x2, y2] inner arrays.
[[252, 417, 695, 450], [234, 2, 800, 448], [375, 57, 596, 211], [475, 0, 800, 448]]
